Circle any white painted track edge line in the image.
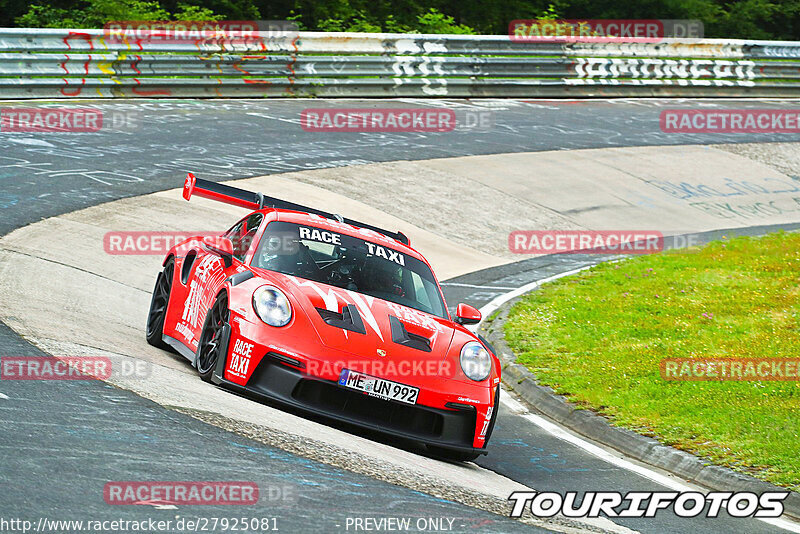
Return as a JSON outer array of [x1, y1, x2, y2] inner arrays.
[[476, 265, 594, 321], [441, 282, 518, 290]]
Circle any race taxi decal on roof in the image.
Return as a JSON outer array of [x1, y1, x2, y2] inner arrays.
[[298, 225, 405, 266], [366, 242, 405, 266], [299, 226, 342, 245]]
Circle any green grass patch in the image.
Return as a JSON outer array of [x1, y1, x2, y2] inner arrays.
[[504, 231, 800, 490]]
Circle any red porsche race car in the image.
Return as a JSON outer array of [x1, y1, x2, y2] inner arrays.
[[145, 174, 501, 461]]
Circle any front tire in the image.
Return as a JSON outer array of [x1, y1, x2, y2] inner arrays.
[[196, 292, 230, 383], [146, 258, 174, 351]]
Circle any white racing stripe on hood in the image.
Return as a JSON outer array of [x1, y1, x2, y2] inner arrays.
[[284, 276, 384, 341], [287, 276, 339, 312], [345, 290, 384, 342]]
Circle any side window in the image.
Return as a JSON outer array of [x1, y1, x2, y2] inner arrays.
[[410, 272, 433, 312], [223, 218, 246, 241], [233, 213, 263, 261]]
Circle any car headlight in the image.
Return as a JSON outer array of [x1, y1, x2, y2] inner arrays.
[[253, 285, 292, 327], [460, 341, 492, 381]]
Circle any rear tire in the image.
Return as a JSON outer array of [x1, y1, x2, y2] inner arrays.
[[146, 258, 174, 351], [196, 292, 230, 383]]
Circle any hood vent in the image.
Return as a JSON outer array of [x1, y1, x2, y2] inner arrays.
[[389, 316, 432, 353], [316, 304, 367, 335]]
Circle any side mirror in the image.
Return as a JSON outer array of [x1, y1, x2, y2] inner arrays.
[[455, 303, 481, 325], [203, 236, 235, 268]]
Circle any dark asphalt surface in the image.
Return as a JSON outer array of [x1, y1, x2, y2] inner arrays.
[[1, 98, 799, 533], [2, 98, 800, 236], [0, 323, 533, 533]]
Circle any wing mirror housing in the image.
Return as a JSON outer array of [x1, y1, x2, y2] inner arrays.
[[455, 303, 482, 325], [203, 236, 234, 268]]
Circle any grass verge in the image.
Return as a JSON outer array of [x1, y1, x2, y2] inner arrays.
[[504, 231, 800, 490]]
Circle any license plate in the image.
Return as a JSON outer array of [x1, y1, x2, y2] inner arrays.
[[338, 369, 419, 405]]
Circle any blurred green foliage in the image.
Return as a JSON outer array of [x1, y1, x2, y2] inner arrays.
[[3, 0, 799, 39]]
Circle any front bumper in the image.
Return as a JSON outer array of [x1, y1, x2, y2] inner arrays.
[[211, 349, 486, 456]]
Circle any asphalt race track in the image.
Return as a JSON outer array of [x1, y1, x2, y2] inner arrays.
[[4, 97, 800, 236], [0, 320, 534, 533], [1, 98, 800, 534]]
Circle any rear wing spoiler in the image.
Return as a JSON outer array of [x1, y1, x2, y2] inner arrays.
[[183, 173, 410, 247]]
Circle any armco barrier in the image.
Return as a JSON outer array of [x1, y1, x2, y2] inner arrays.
[[1, 28, 800, 98]]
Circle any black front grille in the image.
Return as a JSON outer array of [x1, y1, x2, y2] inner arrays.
[[244, 358, 477, 448], [293, 379, 444, 438]]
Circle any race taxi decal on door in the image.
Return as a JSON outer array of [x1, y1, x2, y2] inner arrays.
[[180, 255, 226, 349], [227, 338, 255, 380]]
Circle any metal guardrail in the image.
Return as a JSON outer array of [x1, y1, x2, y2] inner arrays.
[[2, 28, 800, 98]]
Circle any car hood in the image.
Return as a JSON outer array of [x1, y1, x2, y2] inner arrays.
[[268, 273, 456, 365]]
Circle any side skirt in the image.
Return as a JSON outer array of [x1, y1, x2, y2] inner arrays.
[[163, 334, 197, 366]]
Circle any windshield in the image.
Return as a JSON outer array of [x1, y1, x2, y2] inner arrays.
[[253, 221, 447, 319]]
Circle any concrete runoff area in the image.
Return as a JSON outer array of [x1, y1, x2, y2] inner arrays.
[[1, 144, 800, 532]]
